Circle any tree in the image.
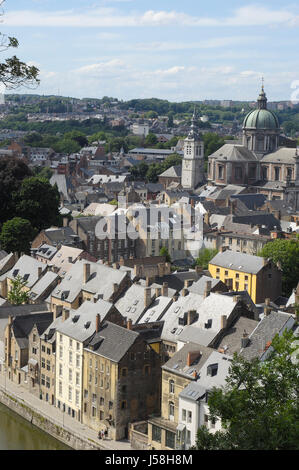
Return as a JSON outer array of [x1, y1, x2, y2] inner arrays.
[[0, 156, 32, 224], [195, 248, 218, 270], [159, 246, 171, 263], [195, 330, 299, 450], [259, 238, 299, 295], [0, 2, 39, 89], [13, 177, 62, 231], [7, 275, 30, 305], [145, 133, 158, 147], [0, 217, 36, 255]]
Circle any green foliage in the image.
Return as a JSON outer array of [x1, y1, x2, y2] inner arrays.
[[196, 248, 218, 269], [259, 238, 299, 295], [202, 132, 226, 158], [0, 157, 32, 224], [196, 330, 299, 450], [129, 153, 182, 183], [109, 199, 118, 206], [0, 217, 36, 256], [145, 133, 158, 146], [31, 166, 53, 180], [159, 246, 171, 263], [7, 275, 30, 305], [13, 176, 62, 231]]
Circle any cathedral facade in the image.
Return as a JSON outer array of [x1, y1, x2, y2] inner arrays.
[[207, 87, 299, 198]]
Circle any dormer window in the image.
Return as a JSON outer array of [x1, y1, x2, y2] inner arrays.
[[207, 363, 218, 377]]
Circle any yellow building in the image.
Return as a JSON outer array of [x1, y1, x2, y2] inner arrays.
[[208, 249, 282, 304]]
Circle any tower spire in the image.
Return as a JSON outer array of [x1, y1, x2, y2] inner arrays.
[[257, 79, 267, 110]]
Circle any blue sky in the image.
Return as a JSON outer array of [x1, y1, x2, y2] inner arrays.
[[1, 0, 299, 101]]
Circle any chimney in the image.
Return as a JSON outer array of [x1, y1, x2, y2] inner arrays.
[[195, 265, 202, 275], [38, 267, 43, 278], [119, 256, 125, 266], [68, 257, 73, 263], [204, 280, 212, 298], [172, 293, 179, 302], [62, 308, 70, 322], [220, 246, 226, 253], [113, 283, 118, 293], [155, 287, 161, 297], [144, 287, 152, 308], [182, 288, 189, 297], [241, 330, 250, 348], [127, 318, 132, 330], [53, 304, 63, 321], [146, 276, 151, 287], [187, 350, 202, 367], [162, 282, 168, 297], [187, 310, 197, 326], [113, 262, 120, 270], [220, 315, 227, 329], [96, 314, 101, 333], [184, 279, 192, 289], [63, 217, 69, 227], [264, 305, 271, 316], [265, 298, 270, 306], [158, 263, 165, 277], [83, 263, 91, 283]]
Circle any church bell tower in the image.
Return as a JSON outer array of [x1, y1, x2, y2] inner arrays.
[[181, 108, 204, 190]]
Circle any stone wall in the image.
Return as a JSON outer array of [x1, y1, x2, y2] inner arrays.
[[0, 388, 101, 450]]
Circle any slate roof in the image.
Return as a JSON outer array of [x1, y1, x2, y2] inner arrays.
[[86, 321, 139, 362], [115, 284, 155, 324], [44, 226, 77, 246], [35, 244, 57, 260], [188, 276, 226, 296], [215, 315, 259, 355], [159, 165, 182, 178], [261, 147, 298, 164], [12, 312, 53, 348], [240, 311, 295, 361], [209, 250, 266, 274], [6, 255, 47, 288], [51, 260, 128, 303], [162, 342, 214, 379], [230, 193, 267, 211], [29, 271, 59, 300], [208, 144, 258, 162]]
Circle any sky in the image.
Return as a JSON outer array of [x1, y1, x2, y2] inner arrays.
[[1, 0, 299, 101]]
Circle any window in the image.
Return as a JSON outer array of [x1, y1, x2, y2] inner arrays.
[[130, 352, 136, 361], [225, 270, 228, 276], [100, 411, 104, 420], [207, 363, 218, 377], [46, 360, 50, 371], [33, 334, 36, 343], [59, 363, 62, 377], [235, 282, 239, 291], [92, 406, 96, 417], [100, 397, 104, 405], [41, 345, 46, 353], [211, 418, 216, 429], [109, 401, 113, 409], [152, 425, 161, 443], [244, 284, 248, 291], [121, 401, 127, 409], [165, 431, 175, 449], [169, 402, 174, 420], [68, 386, 72, 401], [121, 368, 127, 377], [186, 430, 191, 445], [144, 365, 150, 376], [46, 376, 50, 389], [169, 380, 175, 394], [69, 339, 72, 348], [69, 351, 73, 364], [41, 374, 45, 386], [59, 381, 62, 396], [274, 167, 280, 181], [47, 348, 51, 355], [41, 358, 45, 369], [59, 346, 63, 359], [75, 390, 80, 406], [245, 275, 248, 281], [218, 165, 224, 179], [60, 334, 63, 343], [69, 369, 72, 382], [32, 347, 37, 355], [76, 342, 80, 351], [235, 167, 242, 179], [76, 354, 80, 368], [187, 411, 192, 423], [182, 409, 186, 421]]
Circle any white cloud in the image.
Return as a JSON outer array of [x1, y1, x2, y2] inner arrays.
[[3, 5, 299, 28]]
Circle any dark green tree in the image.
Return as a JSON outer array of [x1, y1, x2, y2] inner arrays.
[[159, 246, 171, 263], [195, 330, 299, 450], [0, 157, 32, 224], [0, 217, 36, 255], [145, 133, 158, 147], [259, 238, 299, 295], [13, 177, 61, 231]]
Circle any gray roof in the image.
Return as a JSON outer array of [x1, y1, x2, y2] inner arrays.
[[188, 276, 225, 296], [209, 250, 266, 274], [261, 147, 298, 164], [179, 381, 206, 401], [29, 271, 59, 300], [215, 315, 259, 355], [208, 144, 258, 162], [35, 244, 58, 260], [240, 311, 295, 361], [159, 165, 182, 178], [86, 321, 139, 362], [137, 296, 173, 324], [6, 255, 47, 288], [163, 342, 213, 378], [56, 302, 104, 343], [115, 284, 155, 324], [51, 260, 128, 303]]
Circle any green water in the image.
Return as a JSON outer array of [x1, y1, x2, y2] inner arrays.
[[0, 402, 70, 450]]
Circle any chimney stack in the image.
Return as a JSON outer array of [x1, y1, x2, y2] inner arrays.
[[155, 287, 161, 297], [182, 288, 189, 297], [187, 310, 197, 326], [204, 280, 212, 298], [195, 265, 202, 275], [144, 287, 152, 308], [113, 283, 118, 293], [146, 276, 151, 287], [187, 350, 202, 367], [241, 330, 250, 348], [184, 279, 192, 289], [53, 304, 63, 321], [83, 263, 91, 283], [220, 315, 227, 329], [127, 318, 132, 330], [162, 282, 168, 297], [96, 314, 101, 333], [38, 267, 43, 278], [62, 308, 70, 322]]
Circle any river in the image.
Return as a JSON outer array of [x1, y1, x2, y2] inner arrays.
[[0, 402, 70, 450]]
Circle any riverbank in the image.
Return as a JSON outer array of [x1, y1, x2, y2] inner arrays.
[[0, 374, 132, 451]]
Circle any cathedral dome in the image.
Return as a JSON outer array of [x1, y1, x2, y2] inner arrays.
[[243, 108, 280, 130], [242, 85, 280, 131]]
